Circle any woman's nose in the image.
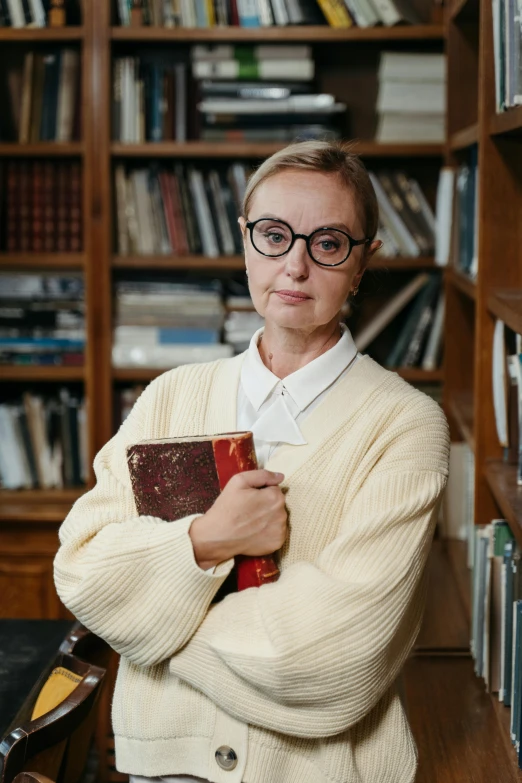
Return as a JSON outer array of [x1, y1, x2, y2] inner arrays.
[[284, 237, 311, 278]]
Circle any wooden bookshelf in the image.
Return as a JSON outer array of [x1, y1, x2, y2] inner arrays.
[[448, 390, 475, 450], [488, 290, 522, 334], [111, 141, 444, 158], [0, 27, 84, 41], [111, 25, 445, 42], [112, 254, 245, 270], [0, 143, 84, 156], [449, 122, 479, 151], [449, 0, 479, 21], [489, 106, 522, 136], [0, 254, 85, 270], [446, 266, 477, 300], [484, 461, 522, 549], [0, 366, 85, 381]]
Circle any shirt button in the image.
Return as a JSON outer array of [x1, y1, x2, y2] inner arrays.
[[215, 745, 238, 770]]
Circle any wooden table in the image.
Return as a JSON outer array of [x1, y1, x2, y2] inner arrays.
[[0, 619, 74, 740]]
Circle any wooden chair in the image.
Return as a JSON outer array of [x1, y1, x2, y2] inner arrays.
[[0, 652, 105, 783]]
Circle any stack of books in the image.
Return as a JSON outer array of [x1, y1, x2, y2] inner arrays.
[[112, 53, 187, 143], [0, 0, 82, 27], [114, 162, 247, 257], [1, 49, 81, 143], [224, 308, 265, 353], [115, 0, 422, 28], [370, 169, 436, 258], [1, 161, 82, 253], [492, 0, 522, 112], [375, 52, 446, 144], [0, 273, 85, 367], [354, 272, 445, 371], [0, 388, 87, 490], [112, 278, 233, 368], [192, 45, 345, 144]]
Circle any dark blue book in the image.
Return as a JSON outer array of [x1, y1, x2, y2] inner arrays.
[[149, 63, 163, 142], [511, 600, 522, 745], [503, 539, 516, 706], [157, 328, 220, 344], [39, 50, 61, 141]]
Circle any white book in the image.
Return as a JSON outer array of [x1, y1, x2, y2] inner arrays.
[[192, 59, 314, 81], [6, 0, 26, 27], [181, 0, 197, 26], [350, 0, 379, 26], [236, 0, 260, 25], [369, 172, 420, 256], [441, 442, 471, 540], [354, 272, 430, 351], [257, 0, 274, 25], [435, 167, 455, 266], [28, 0, 46, 26], [131, 170, 156, 254], [191, 44, 311, 60], [378, 52, 446, 83], [270, 0, 290, 24], [370, 0, 420, 26], [198, 94, 340, 113], [492, 319, 509, 449], [492, 0, 502, 111], [377, 81, 446, 114], [0, 406, 30, 489], [188, 169, 220, 257], [112, 343, 233, 368], [375, 113, 445, 143], [56, 49, 80, 142], [118, 0, 130, 24], [421, 291, 445, 370]]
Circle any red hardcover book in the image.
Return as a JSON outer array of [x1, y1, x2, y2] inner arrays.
[[126, 431, 280, 593]]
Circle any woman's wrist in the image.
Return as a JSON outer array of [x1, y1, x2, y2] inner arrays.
[[188, 513, 234, 571]]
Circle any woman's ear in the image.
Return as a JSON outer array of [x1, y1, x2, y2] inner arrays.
[[366, 239, 383, 261]]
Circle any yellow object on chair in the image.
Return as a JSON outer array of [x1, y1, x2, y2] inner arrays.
[[31, 667, 84, 721]]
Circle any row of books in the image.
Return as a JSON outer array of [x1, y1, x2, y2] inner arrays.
[[492, 0, 522, 112], [469, 518, 522, 769], [492, 322, 522, 482], [114, 162, 247, 256], [354, 272, 444, 370], [0, 389, 87, 490], [0, 0, 81, 27], [375, 52, 446, 144], [116, 0, 422, 28], [2, 49, 81, 143], [0, 272, 85, 366], [114, 161, 437, 259], [1, 160, 82, 253]]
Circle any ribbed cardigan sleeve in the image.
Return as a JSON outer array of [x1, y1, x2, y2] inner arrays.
[[53, 377, 234, 667], [169, 415, 449, 738]]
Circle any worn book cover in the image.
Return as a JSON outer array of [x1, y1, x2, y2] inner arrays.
[[126, 431, 280, 596]]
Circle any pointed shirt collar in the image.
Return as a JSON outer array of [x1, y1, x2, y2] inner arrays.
[[240, 323, 359, 415]]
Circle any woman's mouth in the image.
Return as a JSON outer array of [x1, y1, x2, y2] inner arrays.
[[275, 290, 312, 304]]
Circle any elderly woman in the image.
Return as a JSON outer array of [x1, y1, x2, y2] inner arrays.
[[54, 141, 449, 783]]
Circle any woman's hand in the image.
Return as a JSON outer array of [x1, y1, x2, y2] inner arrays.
[[188, 469, 288, 570]]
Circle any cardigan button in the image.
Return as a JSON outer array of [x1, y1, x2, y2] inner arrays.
[[215, 745, 238, 770]]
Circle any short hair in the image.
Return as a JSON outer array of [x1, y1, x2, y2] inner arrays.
[[242, 140, 380, 244]]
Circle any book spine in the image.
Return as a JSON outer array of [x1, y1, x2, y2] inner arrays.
[[212, 434, 280, 590]]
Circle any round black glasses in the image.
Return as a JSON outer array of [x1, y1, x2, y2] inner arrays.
[[245, 218, 370, 267]]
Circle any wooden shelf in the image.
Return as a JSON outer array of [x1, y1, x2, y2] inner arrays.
[[0, 27, 84, 41], [111, 141, 444, 158], [395, 368, 444, 382], [111, 25, 445, 42], [1, 366, 84, 381], [445, 538, 471, 620], [484, 460, 522, 548], [490, 106, 522, 137], [0, 143, 84, 157], [0, 253, 85, 270], [448, 390, 475, 450], [488, 289, 522, 334], [112, 254, 245, 270], [0, 488, 85, 504], [446, 266, 477, 300], [449, 0, 479, 21], [449, 123, 479, 151], [0, 502, 75, 523]]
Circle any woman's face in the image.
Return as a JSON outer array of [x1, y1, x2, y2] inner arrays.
[[239, 169, 380, 334]]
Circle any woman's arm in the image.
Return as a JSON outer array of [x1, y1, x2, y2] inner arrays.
[[53, 376, 234, 667], [168, 411, 449, 738]]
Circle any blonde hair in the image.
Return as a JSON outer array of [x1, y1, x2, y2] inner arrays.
[[242, 140, 379, 242]]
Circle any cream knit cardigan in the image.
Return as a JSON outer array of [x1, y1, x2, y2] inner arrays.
[[54, 352, 450, 783]]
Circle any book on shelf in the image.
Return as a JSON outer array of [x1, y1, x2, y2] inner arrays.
[[1, 160, 82, 253], [126, 431, 280, 595], [0, 272, 84, 366], [441, 442, 475, 541], [375, 52, 446, 144], [0, 388, 87, 490], [449, 146, 479, 280], [0, 0, 81, 27], [434, 167, 455, 266], [1, 48, 81, 143], [491, 0, 522, 112]]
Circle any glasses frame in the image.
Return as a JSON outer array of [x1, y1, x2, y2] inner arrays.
[[245, 217, 370, 268]]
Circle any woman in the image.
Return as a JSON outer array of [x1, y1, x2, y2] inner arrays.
[[54, 141, 450, 783]]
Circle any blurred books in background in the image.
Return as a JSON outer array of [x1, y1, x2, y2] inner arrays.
[[375, 52, 446, 144], [491, 0, 522, 112], [0, 273, 84, 366]]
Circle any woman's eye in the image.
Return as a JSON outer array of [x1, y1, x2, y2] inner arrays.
[[265, 232, 284, 244], [315, 237, 339, 251]]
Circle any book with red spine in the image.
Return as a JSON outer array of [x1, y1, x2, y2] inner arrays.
[[126, 431, 280, 594]]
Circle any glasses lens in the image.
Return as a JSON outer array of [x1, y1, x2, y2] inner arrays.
[[250, 219, 292, 257], [309, 229, 350, 266]]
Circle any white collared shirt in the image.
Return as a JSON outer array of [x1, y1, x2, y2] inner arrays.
[[237, 323, 360, 467]]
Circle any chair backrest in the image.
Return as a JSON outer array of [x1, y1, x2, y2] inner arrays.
[[0, 653, 105, 783], [58, 624, 112, 671]]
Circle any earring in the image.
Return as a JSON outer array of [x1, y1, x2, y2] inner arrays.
[[246, 270, 249, 277], [352, 286, 359, 296]]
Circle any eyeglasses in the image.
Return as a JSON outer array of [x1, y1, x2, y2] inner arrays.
[[245, 218, 370, 268]]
